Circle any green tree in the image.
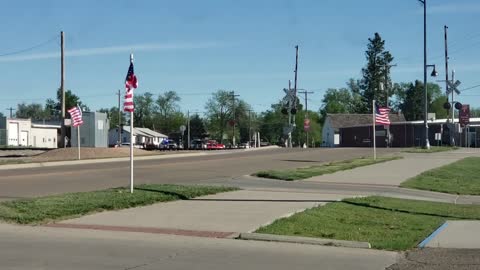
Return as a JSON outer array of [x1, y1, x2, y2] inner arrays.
[[155, 91, 181, 133], [45, 89, 89, 119], [189, 114, 207, 140], [397, 81, 444, 121], [133, 92, 156, 129], [204, 90, 233, 142], [16, 103, 49, 120], [359, 33, 394, 112], [98, 107, 126, 130]]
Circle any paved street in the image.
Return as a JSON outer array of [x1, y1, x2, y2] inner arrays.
[[2, 147, 480, 269]]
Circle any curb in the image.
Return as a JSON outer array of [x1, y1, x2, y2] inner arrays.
[[237, 233, 371, 249], [0, 152, 208, 170], [417, 221, 448, 248]]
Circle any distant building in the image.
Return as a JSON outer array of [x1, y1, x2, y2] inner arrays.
[[322, 113, 406, 147], [70, 112, 109, 148], [108, 126, 167, 147], [0, 116, 59, 148]]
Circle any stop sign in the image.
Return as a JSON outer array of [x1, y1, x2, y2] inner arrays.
[[303, 118, 310, 131]]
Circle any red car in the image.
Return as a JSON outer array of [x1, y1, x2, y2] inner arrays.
[[206, 140, 225, 150]]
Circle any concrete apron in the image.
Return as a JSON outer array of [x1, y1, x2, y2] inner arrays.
[[423, 221, 480, 249], [57, 190, 348, 235]]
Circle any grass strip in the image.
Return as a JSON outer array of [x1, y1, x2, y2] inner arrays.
[[401, 157, 480, 195], [0, 184, 237, 225], [256, 196, 480, 250], [403, 146, 458, 153], [255, 156, 402, 181]]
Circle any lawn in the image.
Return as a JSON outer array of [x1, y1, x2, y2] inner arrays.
[[256, 196, 480, 250], [401, 157, 480, 195], [0, 184, 237, 224], [255, 156, 402, 181], [403, 146, 458, 153]]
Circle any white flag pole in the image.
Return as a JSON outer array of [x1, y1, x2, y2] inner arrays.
[[77, 125, 81, 160], [373, 100, 376, 160], [130, 111, 134, 193], [129, 53, 134, 194]]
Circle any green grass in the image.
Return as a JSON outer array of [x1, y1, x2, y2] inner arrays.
[[403, 146, 458, 153], [255, 156, 402, 181], [401, 157, 480, 195], [256, 196, 480, 250], [0, 184, 237, 225]]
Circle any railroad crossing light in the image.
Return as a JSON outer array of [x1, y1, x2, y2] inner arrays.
[[454, 102, 462, 110]]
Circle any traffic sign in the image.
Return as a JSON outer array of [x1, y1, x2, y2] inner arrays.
[[447, 80, 461, 95], [303, 118, 311, 131], [459, 104, 470, 127]]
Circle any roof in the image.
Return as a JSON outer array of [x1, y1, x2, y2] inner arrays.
[[136, 128, 168, 138], [326, 113, 406, 129], [120, 127, 167, 138]]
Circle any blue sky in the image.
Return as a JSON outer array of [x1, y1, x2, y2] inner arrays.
[[1, 0, 480, 116]]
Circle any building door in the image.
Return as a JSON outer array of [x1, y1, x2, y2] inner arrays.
[[20, 131, 29, 146], [8, 123, 18, 146]]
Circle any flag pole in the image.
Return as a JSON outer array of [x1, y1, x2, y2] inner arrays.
[[373, 100, 376, 160], [129, 53, 134, 194], [77, 125, 81, 160]]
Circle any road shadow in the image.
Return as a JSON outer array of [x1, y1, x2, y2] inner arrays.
[[280, 159, 321, 163], [134, 187, 189, 200]]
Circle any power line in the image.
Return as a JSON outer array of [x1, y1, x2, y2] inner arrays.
[[460, 84, 480, 92], [0, 34, 59, 57]]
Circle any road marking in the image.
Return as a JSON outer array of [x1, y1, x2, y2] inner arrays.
[[418, 222, 448, 248]]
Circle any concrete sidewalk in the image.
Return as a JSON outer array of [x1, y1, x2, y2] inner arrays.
[[425, 221, 480, 248], [59, 190, 348, 235], [305, 150, 480, 186]]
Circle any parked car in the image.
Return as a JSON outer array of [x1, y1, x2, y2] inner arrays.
[[206, 140, 225, 150], [190, 139, 206, 150]]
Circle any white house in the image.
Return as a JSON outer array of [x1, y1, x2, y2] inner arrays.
[[136, 128, 168, 146], [0, 117, 59, 148], [108, 126, 167, 147]]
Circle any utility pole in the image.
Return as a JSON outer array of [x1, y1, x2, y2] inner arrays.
[[298, 90, 313, 147], [288, 80, 293, 148], [60, 31, 66, 148], [444, 25, 450, 120], [117, 89, 122, 146], [187, 110, 190, 149], [6, 107, 15, 118], [230, 91, 239, 146], [247, 109, 253, 147]]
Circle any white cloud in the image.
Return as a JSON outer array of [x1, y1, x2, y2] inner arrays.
[[427, 3, 480, 14], [0, 42, 221, 62]]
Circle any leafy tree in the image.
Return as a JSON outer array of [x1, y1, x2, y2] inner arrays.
[[359, 33, 394, 112], [44, 89, 89, 119], [16, 103, 49, 120], [133, 92, 156, 129], [98, 107, 126, 130], [204, 90, 233, 142], [189, 114, 207, 140], [396, 80, 445, 121], [155, 91, 181, 133]]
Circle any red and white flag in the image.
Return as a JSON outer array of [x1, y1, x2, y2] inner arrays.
[[375, 105, 391, 125], [124, 61, 138, 112], [68, 106, 83, 127]]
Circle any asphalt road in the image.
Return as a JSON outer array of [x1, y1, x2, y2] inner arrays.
[[0, 147, 401, 199]]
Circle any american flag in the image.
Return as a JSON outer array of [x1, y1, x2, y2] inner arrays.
[[375, 105, 391, 125], [67, 106, 83, 127], [124, 61, 138, 113]]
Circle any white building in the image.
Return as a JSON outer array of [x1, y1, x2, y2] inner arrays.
[[108, 126, 167, 147], [0, 117, 59, 148]]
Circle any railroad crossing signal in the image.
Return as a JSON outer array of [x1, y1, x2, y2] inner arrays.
[[447, 80, 461, 95]]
